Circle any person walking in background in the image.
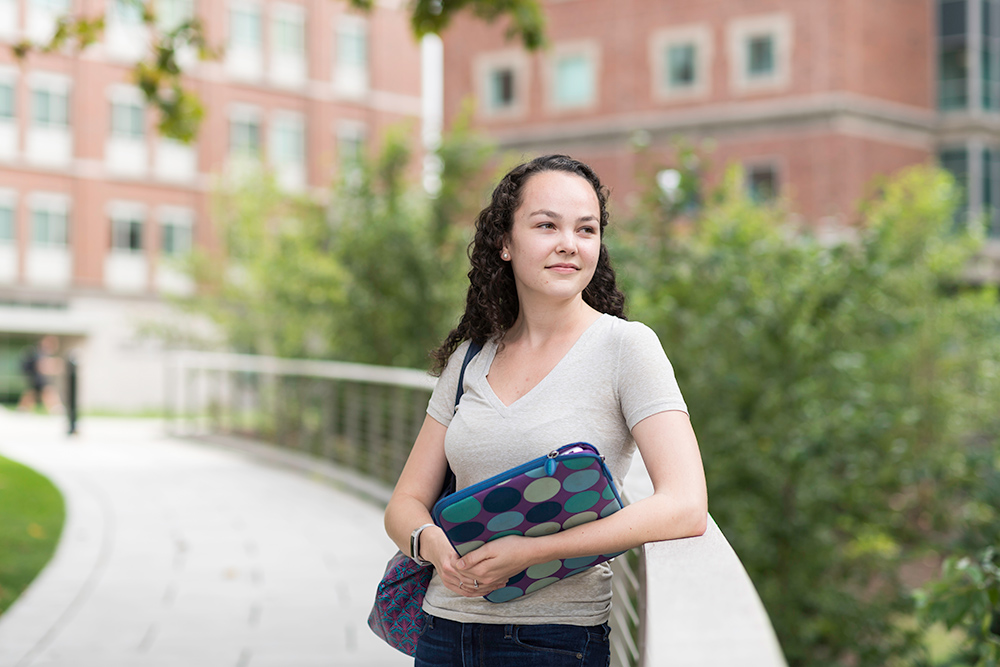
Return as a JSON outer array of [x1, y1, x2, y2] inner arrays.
[[18, 335, 64, 414], [384, 155, 708, 666]]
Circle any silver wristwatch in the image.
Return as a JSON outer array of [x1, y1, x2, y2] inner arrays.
[[409, 523, 435, 567]]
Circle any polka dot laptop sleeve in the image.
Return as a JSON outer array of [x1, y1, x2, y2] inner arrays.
[[431, 442, 626, 603]]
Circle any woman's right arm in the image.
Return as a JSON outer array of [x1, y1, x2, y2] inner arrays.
[[384, 416, 491, 596]]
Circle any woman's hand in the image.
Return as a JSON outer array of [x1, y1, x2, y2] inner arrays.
[[448, 535, 535, 593], [421, 528, 512, 598]]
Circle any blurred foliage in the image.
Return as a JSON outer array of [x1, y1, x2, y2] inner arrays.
[[12, 0, 216, 143], [11, 0, 543, 142], [610, 148, 1000, 666], [182, 119, 495, 367], [916, 547, 1000, 666]]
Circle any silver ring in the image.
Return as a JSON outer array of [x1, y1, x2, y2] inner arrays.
[[473, 580, 479, 589], [459, 582, 464, 590]]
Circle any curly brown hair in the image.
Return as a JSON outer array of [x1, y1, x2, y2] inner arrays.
[[431, 154, 626, 375]]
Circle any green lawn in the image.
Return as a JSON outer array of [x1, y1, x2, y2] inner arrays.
[[0, 455, 65, 615]]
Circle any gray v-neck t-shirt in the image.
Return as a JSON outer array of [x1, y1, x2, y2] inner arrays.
[[423, 313, 687, 626]]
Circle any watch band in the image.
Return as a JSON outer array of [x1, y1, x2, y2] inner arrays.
[[409, 523, 435, 566]]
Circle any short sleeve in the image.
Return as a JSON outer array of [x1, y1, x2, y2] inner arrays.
[[616, 322, 688, 430], [426, 340, 472, 427]]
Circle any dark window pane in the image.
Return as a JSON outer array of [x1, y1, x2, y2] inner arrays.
[[747, 165, 778, 202], [940, 0, 967, 37], [747, 36, 775, 76], [939, 45, 969, 109]]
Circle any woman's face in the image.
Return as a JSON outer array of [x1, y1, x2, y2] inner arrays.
[[502, 170, 602, 306]]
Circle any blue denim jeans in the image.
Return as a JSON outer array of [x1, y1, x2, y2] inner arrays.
[[414, 614, 611, 667]]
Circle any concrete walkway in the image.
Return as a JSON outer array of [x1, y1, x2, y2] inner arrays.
[[0, 410, 411, 667]]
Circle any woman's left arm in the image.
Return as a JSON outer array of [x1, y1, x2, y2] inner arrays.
[[455, 410, 707, 586]]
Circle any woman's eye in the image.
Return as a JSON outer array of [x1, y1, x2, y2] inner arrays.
[[579, 226, 596, 235]]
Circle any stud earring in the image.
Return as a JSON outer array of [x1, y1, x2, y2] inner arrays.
[[502, 252, 510, 260]]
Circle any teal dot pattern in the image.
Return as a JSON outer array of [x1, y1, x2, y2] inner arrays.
[[431, 442, 626, 603]]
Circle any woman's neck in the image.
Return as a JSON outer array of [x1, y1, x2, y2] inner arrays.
[[505, 297, 601, 349]]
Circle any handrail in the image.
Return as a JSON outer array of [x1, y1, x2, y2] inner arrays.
[[165, 351, 786, 666], [620, 458, 787, 666]]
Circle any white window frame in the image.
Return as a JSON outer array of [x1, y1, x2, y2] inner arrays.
[[229, 1, 262, 50], [108, 200, 146, 254], [271, 3, 305, 57], [474, 49, 530, 119], [0, 188, 16, 242], [336, 119, 366, 166], [108, 0, 144, 26], [228, 104, 262, 158], [108, 85, 146, 140], [650, 24, 713, 102], [0, 0, 18, 43], [156, 0, 194, 32], [269, 3, 307, 88], [29, 191, 70, 247], [333, 14, 370, 97], [158, 205, 194, 257], [546, 41, 600, 112], [727, 14, 794, 94], [271, 110, 305, 190], [0, 68, 16, 121], [270, 110, 304, 165], [29, 72, 70, 128], [227, 0, 264, 81], [27, 0, 70, 42]]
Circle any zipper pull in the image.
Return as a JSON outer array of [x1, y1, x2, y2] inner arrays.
[[545, 450, 558, 476]]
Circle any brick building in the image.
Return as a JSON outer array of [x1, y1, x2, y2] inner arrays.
[[442, 0, 1000, 255], [0, 0, 424, 409]]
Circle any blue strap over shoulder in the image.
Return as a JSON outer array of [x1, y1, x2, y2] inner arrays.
[[454, 340, 483, 409]]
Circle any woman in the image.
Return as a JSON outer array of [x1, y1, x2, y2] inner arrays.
[[384, 155, 707, 666]]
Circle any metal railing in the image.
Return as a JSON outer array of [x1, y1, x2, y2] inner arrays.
[[166, 351, 786, 667]]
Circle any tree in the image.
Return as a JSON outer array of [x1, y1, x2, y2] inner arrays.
[[11, 0, 545, 142], [183, 120, 497, 367], [609, 160, 1000, 665]]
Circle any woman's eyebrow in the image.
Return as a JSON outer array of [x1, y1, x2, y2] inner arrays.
[[528, 209, 598, 223]]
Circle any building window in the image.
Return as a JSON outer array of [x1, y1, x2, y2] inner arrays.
[[746, 163, 779, 202], [230, 4, 262, 50], [747, 35, 775, 78], [110, 98, 144, 139], [31, 85, 69, 127], [334, 15, 369, 95], [161, 214, 192, 256], [0, 80, 13, 120], [336, 121, 366, 166], [489, 68, 516, 110], [273, 7, 305, 57], [229, 110, 261, 157], [551, 47, 597, 110], [651, 25, 712, 101], [0, 199, 13, 242], [31, 203, 68, 246], [939, 0, 969, 109], [728, 14, 793, 93], [271, 113, 304, 165], [157, 0, 194, 31], [31, 0, 69, 12], [668, 44, 697, 88], [475, 50, 529, 118], [942, 145, 1000, 237], [111, 212, 143, 253], [109, 0, 143, 25]]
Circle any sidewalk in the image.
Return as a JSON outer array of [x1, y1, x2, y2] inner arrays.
[[0, 410, 411, 667]]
